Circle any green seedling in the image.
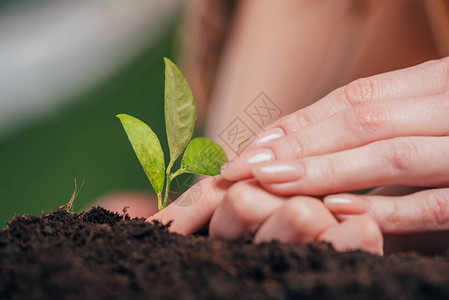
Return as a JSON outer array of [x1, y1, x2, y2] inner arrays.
[[117, 58, 227, 210]]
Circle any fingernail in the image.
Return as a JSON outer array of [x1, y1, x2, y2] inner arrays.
[[221, 148, 275, 180], [252, 161, 305, 183], [324, 197, 368, 215], [238, 128, 285, 153]]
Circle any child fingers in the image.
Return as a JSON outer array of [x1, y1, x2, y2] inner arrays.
[[253, 196, 337, 244], [209, 180, 284, 241], [319, 216, 383, 255], [146, 176, 233, 235]]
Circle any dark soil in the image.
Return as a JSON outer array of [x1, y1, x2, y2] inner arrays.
[[1, 207, 449, 300]]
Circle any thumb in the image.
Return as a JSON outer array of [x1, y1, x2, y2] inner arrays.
[[146, 176, 233, 235]]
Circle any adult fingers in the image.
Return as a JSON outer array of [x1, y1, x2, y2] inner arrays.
[[237, 57, 449, 153], [209, 180, 285, 241], [146, 176, 233, 235], [253, 137, 449, 195], [253, 196, 337, 244], [265, 94, 449, 160], [223, 94, 449, 180], [323, 188, 449, 234], [318, 216, 383, 256]]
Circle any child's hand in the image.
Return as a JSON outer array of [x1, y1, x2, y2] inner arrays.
[[148, 177, 383, 255]]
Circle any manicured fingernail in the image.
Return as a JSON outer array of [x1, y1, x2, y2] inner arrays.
[[252, 161, 305, 183], [221, 148, 275, 180], [324, 197, 368, 215], [237, 128, 285, 153]]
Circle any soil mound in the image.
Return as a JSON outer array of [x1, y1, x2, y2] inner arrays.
[[1, 207, 449, 300]]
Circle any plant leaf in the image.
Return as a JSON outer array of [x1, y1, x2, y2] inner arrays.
[[164, 57, 196, 164], [117, 114, 165, 196], [181, 137, 227, 176]]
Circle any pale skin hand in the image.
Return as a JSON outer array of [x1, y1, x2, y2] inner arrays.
[[148, 177, 383, 255], [218, 57, 449, 235], [149, 58, 449, 254]]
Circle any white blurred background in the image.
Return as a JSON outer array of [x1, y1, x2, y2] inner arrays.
[[0, 0, 181, 136], [0, 0, 185, 226]]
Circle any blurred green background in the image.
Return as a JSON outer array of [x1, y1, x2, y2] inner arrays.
[[0, 17, 181, 226]]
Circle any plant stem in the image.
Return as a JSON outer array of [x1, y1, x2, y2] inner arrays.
[[163, 173, 171, 209], [157, 192, 163, 211], [162, 160, 175, 209]]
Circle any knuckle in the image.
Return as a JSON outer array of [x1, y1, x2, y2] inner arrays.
[[384, 200, 401, 230], [422, 192, 449, 226], [319, 158, 338, 184], [280, 198, 315, 231], [267, 133, 304, 160], [343, 78, 374, 106], [291, 111, 315, 129], [278, 115, 301, 133], [287, 133, 305, 159], [224, 182, 257, 225], [278, 111, 314, 133], [383, 139, 418, 173], [345, 104, 388, 136]]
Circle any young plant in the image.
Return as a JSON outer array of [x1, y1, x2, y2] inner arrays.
[[117, 58, 227, 210]]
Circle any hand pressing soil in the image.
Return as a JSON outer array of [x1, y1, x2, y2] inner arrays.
[[1, 207, 449, 300]]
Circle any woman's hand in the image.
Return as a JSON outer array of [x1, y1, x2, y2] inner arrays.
[[218, 57, 449, 235], [323, 187, 449, 234], [148, 177, 383, 255], [221, 57, 449, 188]]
